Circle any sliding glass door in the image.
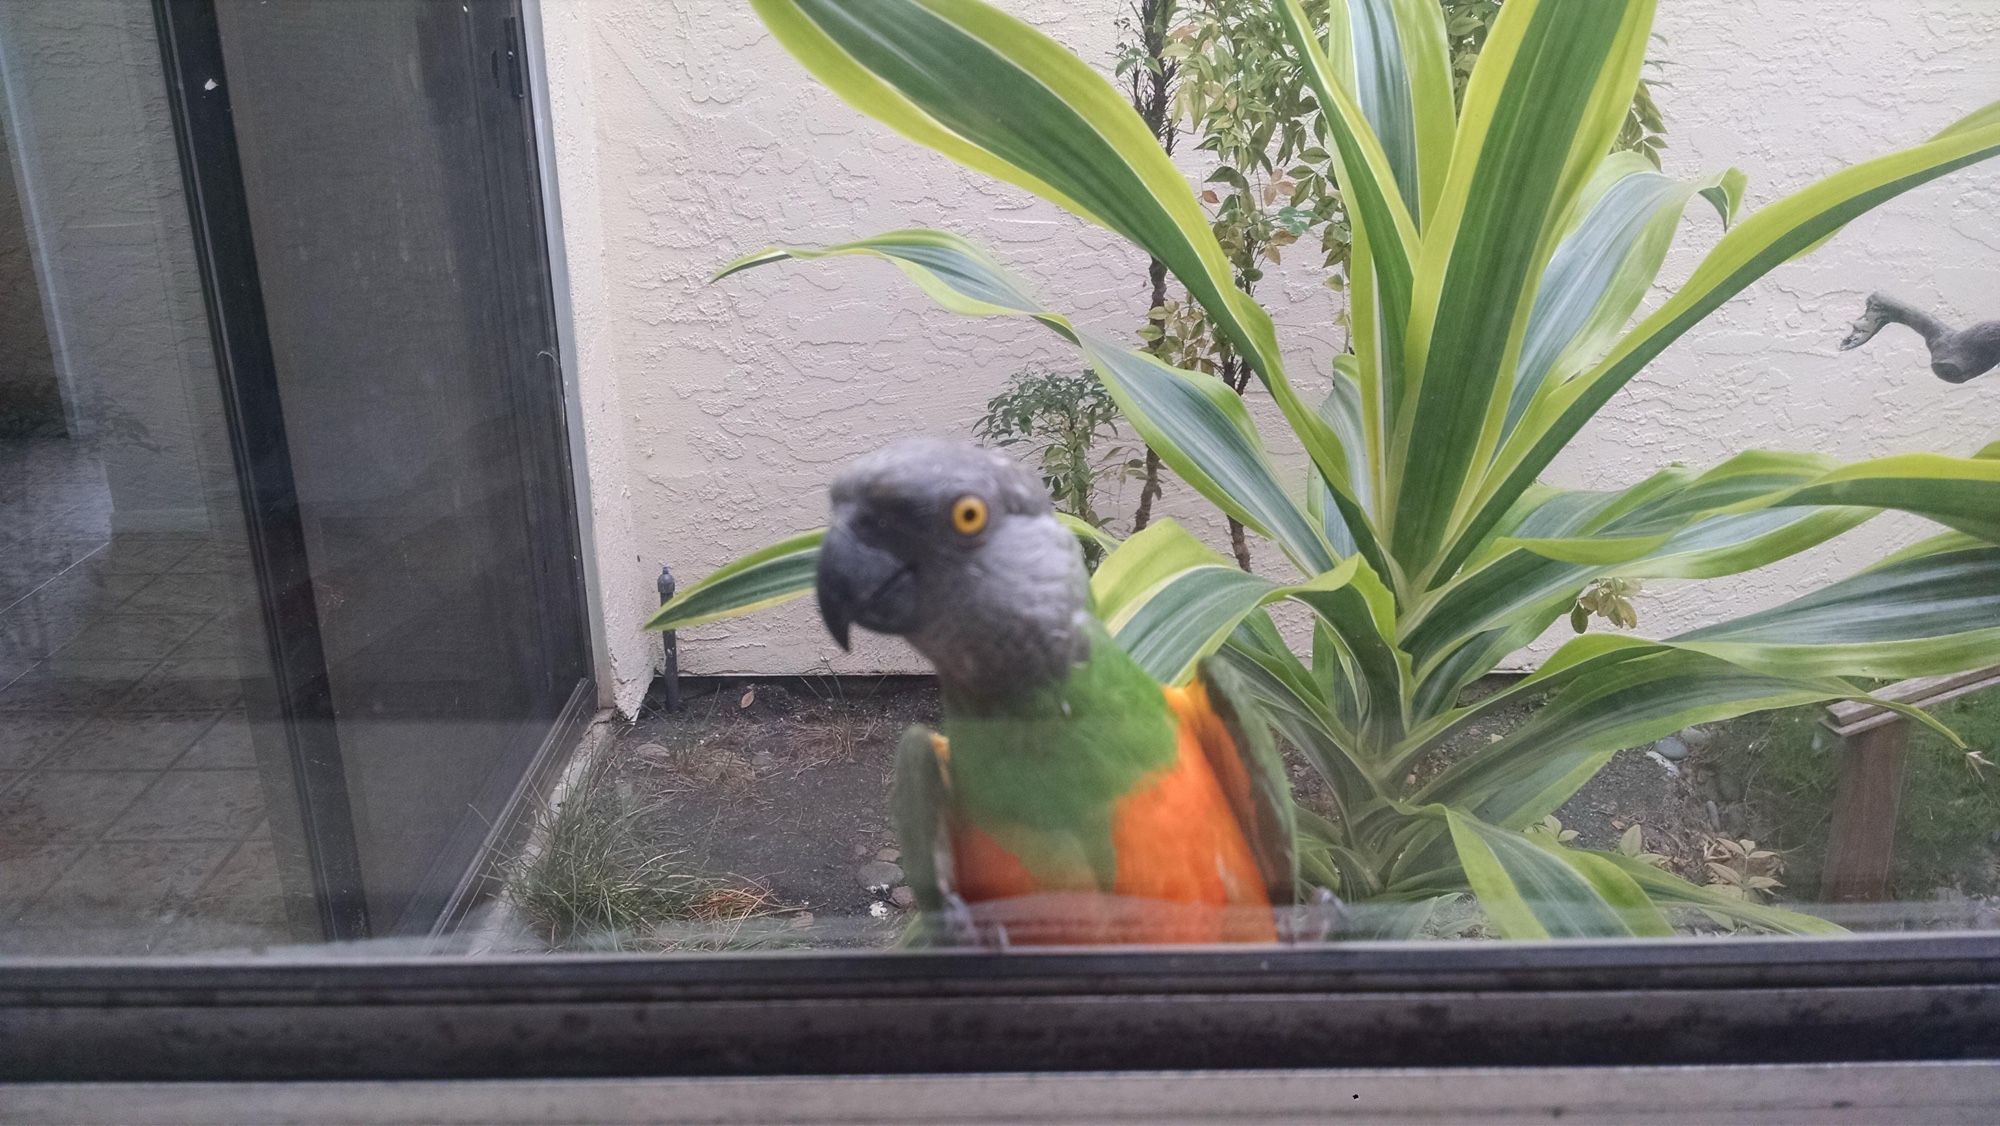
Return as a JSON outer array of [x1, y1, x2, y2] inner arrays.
[[0, 0, 591, 949], [190, 0, 594, 937]]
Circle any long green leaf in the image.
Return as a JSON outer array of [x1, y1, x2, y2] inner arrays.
[[646, 530, 824, 631], [1444, 809, 1548, 939], [1452, 109, 2000, 581], [720, 231, 1338, 574], [755, 0, 1372, 561], [1215, 623, 1377, 806], [1444, 809, 1671, 938], [1420, 649, 1857, 829], [1769, 453, 2000, 543], [1096, 520, 1413, 743], [1095, 520, 1365, 685], [1293, 556, 1411, 744], [1412, 551, 1998, 831], [1390, 632, 1656, 775], [1390, 0, 1655, 575], [1308, 358, 1371, 557], [1399, 537, 2000, 794], [1594, 852, 1845, 936], [1277, 0, 1421, 460], [1405, 447, 2000, 678], [1503, 157, 1744, 440], [1673, 542, 2000, 679], [1321, 0, 1455, 224]]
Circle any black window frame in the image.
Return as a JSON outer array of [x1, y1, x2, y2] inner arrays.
[[5, 933, 2000, 1080]]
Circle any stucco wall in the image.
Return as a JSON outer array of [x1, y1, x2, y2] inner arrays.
[[543, 0, 2000, 708]]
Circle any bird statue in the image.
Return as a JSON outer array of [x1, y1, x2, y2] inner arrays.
[[814, 437, 1317, 945], [1839, 292, 2000, 383]]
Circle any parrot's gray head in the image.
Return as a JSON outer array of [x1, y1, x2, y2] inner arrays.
[[817, 437, 1089, 708]]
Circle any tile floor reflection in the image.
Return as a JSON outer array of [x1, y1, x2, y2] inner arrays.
[[0, 438, 292, 954]]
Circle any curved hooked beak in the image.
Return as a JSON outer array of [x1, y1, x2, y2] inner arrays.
[[815, 519, 917, 651]]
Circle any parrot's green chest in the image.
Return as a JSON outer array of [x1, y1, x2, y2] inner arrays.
[[938, 634, 1179, 887]]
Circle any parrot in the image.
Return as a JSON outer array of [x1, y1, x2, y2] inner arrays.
[[814, 437, 1313, 945]]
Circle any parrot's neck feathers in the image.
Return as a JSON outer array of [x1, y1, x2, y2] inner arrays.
[[919, 606, 1091, 713], [929, 622, 1180, 868]]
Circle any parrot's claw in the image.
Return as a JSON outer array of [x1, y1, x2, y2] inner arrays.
[[939, 891, 983, 948], [937, 891, 1014, 950], [1278, 887, 1347, 944]]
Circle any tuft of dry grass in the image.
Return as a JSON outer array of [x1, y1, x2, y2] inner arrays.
[[507, 750, 793, 952], [632, 736, 760, 795]]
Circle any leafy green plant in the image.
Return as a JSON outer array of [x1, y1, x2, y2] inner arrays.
[[654, 0, 2000, 937], [974, 367, 1136, 562], [1100, 0, 1663, 568], [1441, 0, 1665, 165]]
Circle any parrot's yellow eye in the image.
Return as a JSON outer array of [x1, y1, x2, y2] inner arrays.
[[951, 495, 989, 536]]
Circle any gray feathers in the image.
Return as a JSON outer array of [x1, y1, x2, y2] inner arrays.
[[821, 438, 1089, 710]]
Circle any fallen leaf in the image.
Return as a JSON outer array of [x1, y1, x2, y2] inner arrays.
[[739, 687, 755, 709]]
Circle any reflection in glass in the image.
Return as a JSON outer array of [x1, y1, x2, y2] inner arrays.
[[0, 0, 299, 954]]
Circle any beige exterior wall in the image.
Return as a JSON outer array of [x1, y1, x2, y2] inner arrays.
[[541, 0, 2000, 711]]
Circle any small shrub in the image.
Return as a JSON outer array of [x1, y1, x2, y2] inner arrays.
[[974, 367, 1136, 562], [508, 753, 779, 951]]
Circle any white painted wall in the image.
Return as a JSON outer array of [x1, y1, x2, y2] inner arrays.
[[541, 0, 2000, 710]]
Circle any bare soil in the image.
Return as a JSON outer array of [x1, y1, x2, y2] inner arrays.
[[596, 674, 1713, 947], [608, 677, 939, 947]]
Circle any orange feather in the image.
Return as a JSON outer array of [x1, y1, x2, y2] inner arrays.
[[946, 683, 1275, 944]]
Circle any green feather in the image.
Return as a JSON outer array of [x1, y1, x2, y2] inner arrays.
[[938, 622, 1176, 890], [891, 725, 952, 945]]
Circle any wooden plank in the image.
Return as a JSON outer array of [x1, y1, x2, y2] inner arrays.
[[1824, 669, 2000, 737], [1819, 721, 1912, 903]]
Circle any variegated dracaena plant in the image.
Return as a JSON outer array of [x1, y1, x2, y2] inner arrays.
[[650, 0, 2000, 938]]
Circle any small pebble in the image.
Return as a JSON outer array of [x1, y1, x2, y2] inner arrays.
[[857, 860, 904, 891], [852, 844, 869, 858], [890, 885, 917, 909], [1653, 735, 1689, 762], [789, 911, 815, 929], [876, 847, 901, 862], [1679, 724, 1716, 750]]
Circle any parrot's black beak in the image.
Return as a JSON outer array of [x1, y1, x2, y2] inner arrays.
[[815, 519, 917, 651]]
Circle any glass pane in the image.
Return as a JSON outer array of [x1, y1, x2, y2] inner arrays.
[[213, 0, 589, 936], [0, 0, 306, 954], [0, 0, 1993, 972]]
